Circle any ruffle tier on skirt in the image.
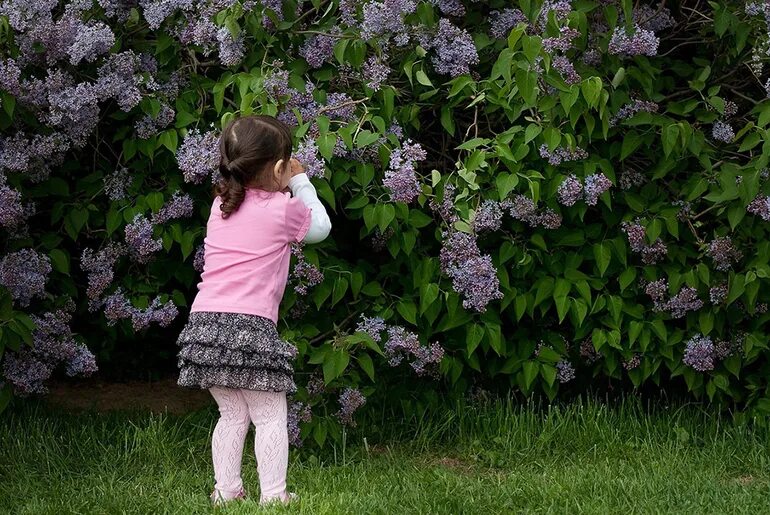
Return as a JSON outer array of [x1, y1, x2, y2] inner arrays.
[[176, 311, 297, 393]]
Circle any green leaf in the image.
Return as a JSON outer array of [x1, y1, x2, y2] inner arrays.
[[322, 350, 350, 384], [420, 283, 440, 314], [397, 300, 417, 325], [415, 69, 433, 87], [523, 361, 539, 390], [49, 249, 69, 275], [593, 242, 612, 276], [357, 353, 375, 381], [466, 323, 485, 354]]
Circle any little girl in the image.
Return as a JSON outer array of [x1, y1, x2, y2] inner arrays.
[[175, 115, 331, 506]]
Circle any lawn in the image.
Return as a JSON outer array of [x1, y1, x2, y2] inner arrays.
[[1, 396, 769, 514]]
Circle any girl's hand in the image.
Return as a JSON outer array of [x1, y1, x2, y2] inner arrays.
[[290, 158, 305, 177]]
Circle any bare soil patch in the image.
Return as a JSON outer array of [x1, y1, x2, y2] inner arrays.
[[43, 376, 213, 415]]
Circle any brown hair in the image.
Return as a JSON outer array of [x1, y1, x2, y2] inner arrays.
[[214, 115, 293, 218]]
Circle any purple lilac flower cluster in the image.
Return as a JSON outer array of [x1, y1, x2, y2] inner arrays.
[[1, 307, 97, 396], [660, 286, 703, 318], [610, 99, 659, 126], [103, 167, 132, 200], [621, 220, 668, 264], [501, 194, 563, 229], [384, 325, 444, 376], [0, 249, 51, 307], [472, 200, 503, 233], [356, 315, 386, 342], [151, 192, 194, 225], [608, 25, 659, 56], [489, 8, 528, 38], [289, 243, 324, 296], [633, 3, 676, 32], [300, 31, 339, 68], [712, 121, 734, 143], [430, 0, 465, 17], [362, 56, 392, 91], [361, 0, 416, 47], [623, 353, 641, 370], [102, 288, 178, 330], [557, 173, 612, 206], [748, 194, 770, 221], [293, 138, 325, 179], [193, 244, 205, 272], [305, 372, 325, 396], [0, 183, 27, 230], [543, 27, 580, 52], [287, 401, 312, 447], [177, 129, 221, 184], [439, 230, 503, 312], [539, 144, 589, 165], [556, 360, 576, 383], [580, 337, 602, 364], [426, 19, 479, 77], [81, 242, 127, 309], [135, 103, 175, 139], [429, 183, 457, 223], [706, 236, 742, 271], [709, 283, 728, 305], [383, 140, 426, 203], [683, 334, 714, 372], [336, 387, 366, 426], [552, 55, 581, 84], [371, 227, 394, 251], [125, 214, 163, 263]]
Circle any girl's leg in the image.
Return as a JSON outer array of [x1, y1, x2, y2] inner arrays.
[[239, 389, 289, 503], [208, 385, 251, 499]]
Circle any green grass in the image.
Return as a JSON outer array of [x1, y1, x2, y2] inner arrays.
[[2, 397, 770, 514]]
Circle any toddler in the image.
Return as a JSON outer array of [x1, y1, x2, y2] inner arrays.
[[175, 115, 331, 506]]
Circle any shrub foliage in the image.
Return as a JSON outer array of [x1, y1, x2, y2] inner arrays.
[[2, 0, 770, 443]]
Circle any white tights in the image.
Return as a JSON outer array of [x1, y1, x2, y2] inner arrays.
[[208, 386, 289, 503]]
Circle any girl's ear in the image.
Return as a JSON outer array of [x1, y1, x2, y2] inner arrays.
[[273, 159, 285, 182]]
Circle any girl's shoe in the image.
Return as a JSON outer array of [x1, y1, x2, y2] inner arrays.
[[210, 487, 246, 507], [259, 491, 298, 506]]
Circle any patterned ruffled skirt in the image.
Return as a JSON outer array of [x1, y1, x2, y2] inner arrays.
[[176, 311, 297, 394]]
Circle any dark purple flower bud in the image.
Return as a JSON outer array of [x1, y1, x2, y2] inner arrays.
[[623, 353, 641, 370], [580, 338, 601, 364], [193, 244, 205, 273]]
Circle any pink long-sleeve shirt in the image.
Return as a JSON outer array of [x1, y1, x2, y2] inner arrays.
[[190, 174, 330, 323]]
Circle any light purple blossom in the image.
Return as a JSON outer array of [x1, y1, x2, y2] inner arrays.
[[193, 244, 205, 272], [557, 174, 583, 206], [294, 138, 325, 179], [539, 144, 588, 165], [356, 315, 386, 342], [706, 236, 742, 271], [610, 99, 659, 125], [125, 214, 162, 263], [712, 121, 734, 143], [608, 25, 659, 56], [428, 19, 479, 77], [81, 242, 127, 307], [290, 243, 324, 296], [336, 387, 366, 426], [429, 183, 457, 223], [151, 192, 194, 225], [489, 8, 528, 38], [361, 0, 416, 46], [748, 194, 770, 221], [0, 249, 51, 307], [710, 284, 728, 305], [383, 140, 425, 203], [552, 55, 581, 84], [683, 334, 714, 372], [440, 230, 503, 312], [363, 56, 391, 91], [473, 200, 503, 233], [556, 360, 575, 383], [300, 32, 338, 68], [287, 401, 312, 447], [583, 173, 612, 205], [177, 129, 220, 184]]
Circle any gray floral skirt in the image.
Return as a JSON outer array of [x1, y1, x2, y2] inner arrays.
[[176, 311, 297, 394]]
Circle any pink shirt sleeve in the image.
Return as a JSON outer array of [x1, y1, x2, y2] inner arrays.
[[285, 196, 312, 242]]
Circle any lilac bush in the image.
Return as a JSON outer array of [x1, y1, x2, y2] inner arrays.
[[2, 0, 770, 437]]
